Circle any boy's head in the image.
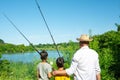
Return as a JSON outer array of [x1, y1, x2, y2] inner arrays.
[[40, 50, 48, 60], [56, 57, 64, 68]]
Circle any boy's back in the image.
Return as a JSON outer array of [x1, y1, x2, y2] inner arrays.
[[55, 75, 70, 80], [55, 57, 70, 80], [37, 62, 52, 80], [37, 50, 52, 80]]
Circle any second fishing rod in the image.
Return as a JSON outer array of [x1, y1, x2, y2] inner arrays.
[[35, 0, 61, 57]]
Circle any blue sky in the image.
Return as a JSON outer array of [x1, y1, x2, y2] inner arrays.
[[0, 0, 120, 45]]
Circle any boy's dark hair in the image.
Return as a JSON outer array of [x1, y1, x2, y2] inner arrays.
[[40, 50, 48, 60], [56, 57, 64, 68]]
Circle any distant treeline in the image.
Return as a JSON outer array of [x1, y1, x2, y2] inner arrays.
[[0, 42, 34, 53], [0, 38, 78, 54]]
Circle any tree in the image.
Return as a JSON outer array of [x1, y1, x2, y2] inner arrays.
[[115, 23, 120, 32], [115, 16, 120, 32], [89, 29, 92, 38], [0, 39, 4, 44]]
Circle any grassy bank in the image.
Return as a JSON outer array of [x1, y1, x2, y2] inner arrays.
[[0, 58, 65, 80], [0, 61, 37, 80]]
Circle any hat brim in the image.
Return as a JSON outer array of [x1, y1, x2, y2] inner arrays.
[[76, 38, 93, 42]]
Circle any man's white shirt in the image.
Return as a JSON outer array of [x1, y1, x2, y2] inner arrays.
[[66, 46, 101, 80]]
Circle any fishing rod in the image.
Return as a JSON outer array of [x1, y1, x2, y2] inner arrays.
[[3, 14, 40, 54], [35, 0, 61, 57]]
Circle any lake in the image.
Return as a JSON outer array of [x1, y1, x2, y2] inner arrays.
[[1, 51, 62, 63]]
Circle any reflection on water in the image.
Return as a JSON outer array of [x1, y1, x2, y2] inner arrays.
[[1, 51, 61, 63]]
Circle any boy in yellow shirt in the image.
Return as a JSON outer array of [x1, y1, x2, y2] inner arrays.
[[55, 57, 70, 80]]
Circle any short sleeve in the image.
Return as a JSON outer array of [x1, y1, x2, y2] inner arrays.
[[46, 64, 52, 73]]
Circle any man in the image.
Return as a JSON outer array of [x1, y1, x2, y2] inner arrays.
[[53, 34, 101, 80]]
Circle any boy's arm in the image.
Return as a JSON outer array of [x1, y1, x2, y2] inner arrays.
[[48, 72, 52, 78], [47, 64, 52, 78]]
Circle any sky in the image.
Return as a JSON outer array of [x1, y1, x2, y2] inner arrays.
[[0, 0, 120, 45]]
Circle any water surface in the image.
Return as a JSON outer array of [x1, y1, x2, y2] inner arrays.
[[1, 51, 61, 63]]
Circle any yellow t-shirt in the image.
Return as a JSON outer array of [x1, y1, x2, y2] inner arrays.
[[55, 76, 70, 80]]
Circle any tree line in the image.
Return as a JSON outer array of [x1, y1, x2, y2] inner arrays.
[[0, 43, 34, 53], [0, 39, 77, 54]]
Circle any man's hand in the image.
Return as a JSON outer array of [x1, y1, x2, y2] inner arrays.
[[52, 70, 58, 76], [96, 73, 101, 80]]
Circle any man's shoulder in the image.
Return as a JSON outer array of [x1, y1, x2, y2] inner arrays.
[[89, 48, 98, 53], [89, 48, 99, 57]]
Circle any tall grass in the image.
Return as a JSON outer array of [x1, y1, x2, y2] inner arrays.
[[0, 58, 62, 80], [0, 61, 37, 80]]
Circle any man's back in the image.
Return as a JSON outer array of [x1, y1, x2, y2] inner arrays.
[[66, 46, 100, 80]]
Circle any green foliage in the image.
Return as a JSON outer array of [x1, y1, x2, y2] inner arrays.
[[0, 60, 11, 79], [115, 23, 120, 31], [60, 40, 79, 66], [0, 39, 4, 44], [0, 43, 34, 54], [0, 62, 37, 80], [35, 43, 55, 50], [89, 30, 120, 80], [0, 53, 1, 58]]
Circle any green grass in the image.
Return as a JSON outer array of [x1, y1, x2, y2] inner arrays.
[[0, 61, 37, 80], [0, 58, 71, 80]]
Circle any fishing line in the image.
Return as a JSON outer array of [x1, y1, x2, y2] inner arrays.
[[3, 13, 40, 54], [35, 0, 61, 57]]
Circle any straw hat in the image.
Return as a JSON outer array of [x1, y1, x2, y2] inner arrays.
[[76, 34, 93, 41]]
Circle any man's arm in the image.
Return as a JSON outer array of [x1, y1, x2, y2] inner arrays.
[[96, 73, 101, 80], [53, 58, 78, 76], [53, 70, 67, 76], [95, 53, 101, 80], [53, 51, 79, 76]]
